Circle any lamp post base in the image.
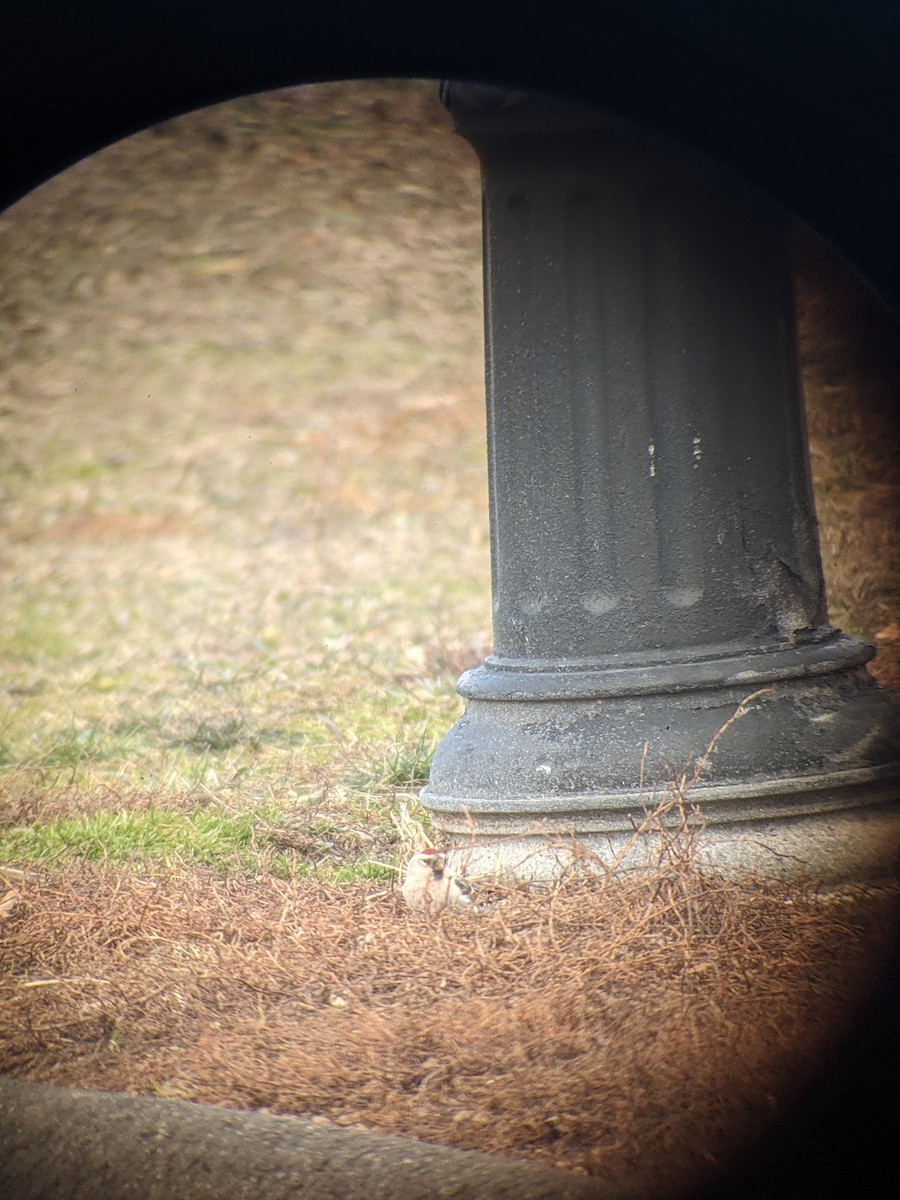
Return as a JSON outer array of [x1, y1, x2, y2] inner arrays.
[[434, 808, 900, 886], [423, 642, 900, 883], [425, 83, 900, 885]]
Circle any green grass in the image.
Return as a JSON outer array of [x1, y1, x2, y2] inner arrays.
[[33, 724, 112, 769], [344, 733, 435, 793], [163, 714, 260, 753], [0, 807, 271, 867], [0, 805, 397, 879], [0, 796, 405, 883], [0, 608, 73, 666], [0, 675, 459, 783]]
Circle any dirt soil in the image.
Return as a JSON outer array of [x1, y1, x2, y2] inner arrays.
[[1, 80, 900, 1199]]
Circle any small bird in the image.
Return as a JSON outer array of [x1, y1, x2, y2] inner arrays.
[[401, 849, 473, 915]]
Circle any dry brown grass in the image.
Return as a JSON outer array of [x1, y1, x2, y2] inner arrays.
[[2, 858, 896, 1197], [795, 224, 900, 693]]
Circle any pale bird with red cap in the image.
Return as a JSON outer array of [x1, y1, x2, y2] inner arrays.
[[401, 849, 474, 914]]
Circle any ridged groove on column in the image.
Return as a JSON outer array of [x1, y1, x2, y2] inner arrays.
[[527, 183, 584, 646], [641, 187, 707, 615], [484, 185, 536, 656], [711, 208, 826, 640], [778, 259, 829, 631], [597, 179, 660, 625], [564, 189, 620, 621]]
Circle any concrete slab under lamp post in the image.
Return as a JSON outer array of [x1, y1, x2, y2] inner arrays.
[[421, 83, 900, 882]]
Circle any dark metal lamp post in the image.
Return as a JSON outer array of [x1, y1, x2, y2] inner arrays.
[[422, 83, 900, 881]]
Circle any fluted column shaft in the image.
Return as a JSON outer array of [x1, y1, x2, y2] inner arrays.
[[422, 85, 900, 882], [481, 124, 823, 662]]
